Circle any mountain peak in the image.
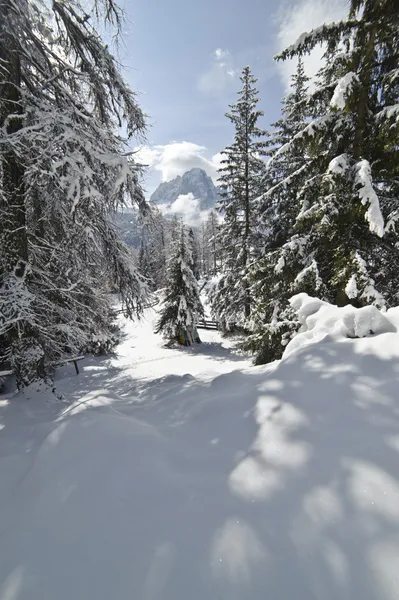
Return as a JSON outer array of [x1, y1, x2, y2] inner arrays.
[[150, 168, 219, 211]]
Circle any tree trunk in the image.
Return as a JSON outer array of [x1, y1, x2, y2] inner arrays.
[[0, 4, 43, 386], [243, 112, 251, 320], [352, 0, 379, 160]]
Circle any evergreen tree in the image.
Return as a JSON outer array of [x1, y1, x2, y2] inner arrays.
[[249, 0, 399, 364], [247, 59, 310, 363], [155, 224, 204, 345], [138, 207, 167, 290], [204, 210, 220, 277], [210, 66, 267, 330], [0, 0, 147, 384], [188, 228, 201, 280]]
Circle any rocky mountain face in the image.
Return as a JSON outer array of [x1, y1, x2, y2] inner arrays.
[[150, 168, 219, 210]]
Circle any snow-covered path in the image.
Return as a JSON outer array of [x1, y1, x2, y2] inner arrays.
[[1, 306, 399, 600]]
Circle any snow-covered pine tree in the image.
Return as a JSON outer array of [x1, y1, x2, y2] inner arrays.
[[138, 207, 168, 290], [0, 0, 148, 385], [203, 210, 220, 277], [275, 0, 399, 306], [248, 0, 399, 364], [188, 228, 201, 280], [246, 59, 310, 363], [210, 66, 267, 330], [155, 224, 204, 345]]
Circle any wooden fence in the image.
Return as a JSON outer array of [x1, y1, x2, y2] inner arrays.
[[197, 319, 218, 330]]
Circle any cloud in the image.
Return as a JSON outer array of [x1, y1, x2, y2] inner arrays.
[[275, 0, 348, 90], [135, 141, 222, 183], [198, 48, 238, 98], [159, 193, 211, 227]]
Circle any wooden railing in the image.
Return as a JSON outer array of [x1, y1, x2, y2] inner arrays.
[[197, 319, 218, 330]]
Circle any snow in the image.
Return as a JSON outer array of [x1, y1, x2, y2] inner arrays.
[[377, 104, 399, 124], [287, 294, 396, 357], [274, 255, 285, 273], [330, 72, 359, 110], [1, 301, 399, 600], [280, 21, 345, 55], [345, 273, 358, 299], [355, 160, 384, 238], [328, 153, 350, 175]]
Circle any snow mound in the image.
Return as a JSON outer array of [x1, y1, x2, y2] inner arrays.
[[286, 293, 396, 357]]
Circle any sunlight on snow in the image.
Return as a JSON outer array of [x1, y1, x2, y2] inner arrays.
[[210, 518, 269, 584]]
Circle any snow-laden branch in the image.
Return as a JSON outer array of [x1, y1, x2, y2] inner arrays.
[[354, 160, 384, 238], [330, 72, 359, 110]]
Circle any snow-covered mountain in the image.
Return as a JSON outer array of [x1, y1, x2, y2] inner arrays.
[[150, 168, 219, 210]]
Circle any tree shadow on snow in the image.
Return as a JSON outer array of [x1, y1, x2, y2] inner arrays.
[[173, 339, 246, 362], [1, 338, 399, 600]]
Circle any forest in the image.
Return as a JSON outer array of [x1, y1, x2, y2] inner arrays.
[[1, 2, 399, 599], [2, 0, 398, 386]]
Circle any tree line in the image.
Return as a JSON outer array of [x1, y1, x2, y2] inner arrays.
[[154, 0, 399, 358], [2, 0, 398, 380]]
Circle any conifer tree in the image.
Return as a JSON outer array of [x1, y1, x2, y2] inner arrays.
[[0, 0, 147, 384], [249, 0, 399, 363], [273, 0, 399, 308], [138, 207, 167, 290], [204, 210, 220, 276], [247, 59, 310, 363], [155, 224, 204, 345], [188, 228, 201, 280], [210, 66, 267, 330]]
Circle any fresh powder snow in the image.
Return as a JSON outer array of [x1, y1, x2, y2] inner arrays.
[[1, 301, 399, 600], [330, 72, 359, 110]]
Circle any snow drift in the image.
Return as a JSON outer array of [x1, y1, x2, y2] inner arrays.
[[1, 300, 399, 600]]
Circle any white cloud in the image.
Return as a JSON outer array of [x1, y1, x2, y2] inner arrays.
[[198, 48, 238, 97], [159, 193, 210, 227], [275, 0, 348, 90], [135, 141, 222, 183]]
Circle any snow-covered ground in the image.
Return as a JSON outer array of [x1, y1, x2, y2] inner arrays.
[[1, 299, 399, 600]]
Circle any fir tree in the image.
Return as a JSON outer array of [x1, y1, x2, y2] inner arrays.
[[249, 0, 399, 364], [273, 0, 399, 308], [0, 0, 147, 385], [204, 210, 220, 277], [188, 228, 200, 280], [247, 59, 310, 363], [138, 207, 167, 290], [155, 224, 204, 345], [210, 66, 267, 330]]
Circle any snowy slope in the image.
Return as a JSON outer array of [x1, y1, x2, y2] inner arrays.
[[1, 302, 399, 600]]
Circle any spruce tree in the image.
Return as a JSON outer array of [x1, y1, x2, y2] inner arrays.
[[188, 228, 201, 280], [247, 59, 310, 363], [249, 0, 399, 364], [0, 0, 147, 385], [138, 207, 168, 290], [210, 66, 267, 330], [155, 224, 204, 345], [204, 210, 220, 277], [273, 0, 399, 308]]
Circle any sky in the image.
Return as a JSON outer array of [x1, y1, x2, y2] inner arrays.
[[116, 0, 348, 197]]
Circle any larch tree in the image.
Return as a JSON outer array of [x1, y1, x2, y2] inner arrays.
[[0, 0, 148, 385], [210, 66, 267, 330], [155, 223, 204, 346]]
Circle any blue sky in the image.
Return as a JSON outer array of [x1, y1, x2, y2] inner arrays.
[[118, 0, 348, 196]]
